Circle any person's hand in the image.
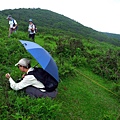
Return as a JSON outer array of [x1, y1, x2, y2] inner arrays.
[[5, 73, 11, 79], [28, 29, 31, 32], [12, 27, 16, 30]]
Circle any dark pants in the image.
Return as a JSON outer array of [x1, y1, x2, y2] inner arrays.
[[25, 86, 58, 98], [29, 34, 35, 41]]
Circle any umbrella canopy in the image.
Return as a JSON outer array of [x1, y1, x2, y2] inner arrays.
[[19, 40, 59, 82]]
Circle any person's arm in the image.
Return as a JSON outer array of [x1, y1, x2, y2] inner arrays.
[[5, 73, 45, 91], [6, 73, 34, 90], [28, 25, 31, 32], [10, 75, 38, 90]]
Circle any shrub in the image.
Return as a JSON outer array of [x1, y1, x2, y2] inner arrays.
[[0, 91, 61, 120], [58, 62, 76, 78]]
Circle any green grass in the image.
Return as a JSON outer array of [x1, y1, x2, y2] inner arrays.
[[56, 68, 120, 120], [34, 34, 120, 120], [1, 32, 120, 120]]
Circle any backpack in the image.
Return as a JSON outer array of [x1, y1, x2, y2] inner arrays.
[[32, 24, 37, 33], [28, 67, 58, 92], [13, 20, 15, 27], [13, 19, 18, 30], [34, 24, 37, 33]]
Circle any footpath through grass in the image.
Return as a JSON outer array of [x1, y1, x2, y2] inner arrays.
[[56, 68, 120, 120]]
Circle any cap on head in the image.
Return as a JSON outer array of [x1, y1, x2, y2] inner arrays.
[[29, 19, 32, 22], [15, 58, 30, 68], [6, 15, 12, 19]]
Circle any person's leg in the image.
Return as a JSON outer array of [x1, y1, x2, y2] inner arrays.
[[25, 86, 58, 98], [31, 34, 35, 41], [25, 86, 40, 98], [45, 90, 58, 98], [8, 28, 12, 37], [29, 34, 31, 39]]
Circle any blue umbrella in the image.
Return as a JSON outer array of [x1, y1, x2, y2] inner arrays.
[[19, 40, 59, 82]]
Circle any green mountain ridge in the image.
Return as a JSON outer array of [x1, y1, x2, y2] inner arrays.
[[1, 8, 120, 46], [104, 32, 120, 39]]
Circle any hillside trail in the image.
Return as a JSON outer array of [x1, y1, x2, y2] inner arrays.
[[57, 68, 120, 120], [76, 69, 119, 97]]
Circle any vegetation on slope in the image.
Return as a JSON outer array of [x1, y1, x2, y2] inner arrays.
[[1, 8, 120, 46], [0, 8, 120, 119]]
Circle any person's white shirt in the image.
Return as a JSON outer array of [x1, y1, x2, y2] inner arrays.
[[28, 24, 35, 34], [9, 19, 17, 28], [8, 67, 45, 92]]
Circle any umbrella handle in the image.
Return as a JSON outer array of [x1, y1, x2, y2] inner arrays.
[[33, 63, 39, 67]]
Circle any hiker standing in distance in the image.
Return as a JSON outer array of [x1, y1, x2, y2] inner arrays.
[[28, 19, 36, 41], [6, 15, 18, 37]]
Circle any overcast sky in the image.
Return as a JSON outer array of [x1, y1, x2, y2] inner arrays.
[[1, 0, 120, 34]]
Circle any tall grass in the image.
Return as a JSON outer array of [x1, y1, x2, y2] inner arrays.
[[0, 30, 120, 119], [56, 68, 120, 120]]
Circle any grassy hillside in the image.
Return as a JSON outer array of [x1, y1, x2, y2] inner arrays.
[[0, 32, 120, 119], [57, 68, 120, 120], [0, 8, 120, 119], [1, 8, 120, 46]]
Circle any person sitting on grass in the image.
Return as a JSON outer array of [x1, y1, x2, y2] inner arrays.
[[5, 58, 58, 98]]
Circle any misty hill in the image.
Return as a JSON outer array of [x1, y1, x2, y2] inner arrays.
[[104, 32, 120, 40], [1, 8, 120, 46]]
